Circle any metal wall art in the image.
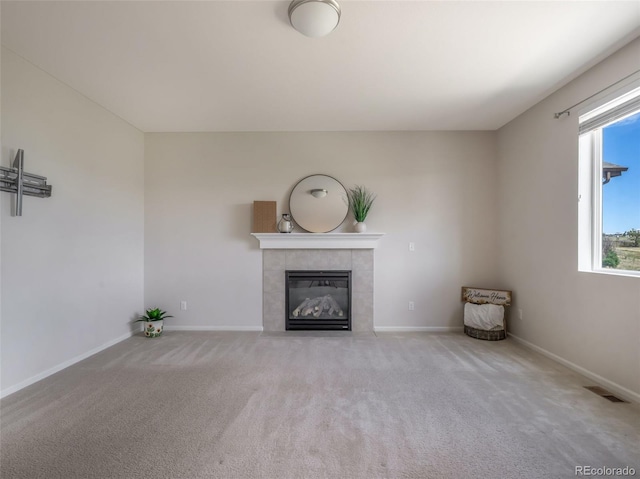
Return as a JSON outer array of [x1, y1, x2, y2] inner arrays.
[[0, 149, 52, 216]]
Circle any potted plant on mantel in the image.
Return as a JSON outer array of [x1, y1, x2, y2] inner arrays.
[[347, 185, 376, 233], [136, 308, 173, 338]]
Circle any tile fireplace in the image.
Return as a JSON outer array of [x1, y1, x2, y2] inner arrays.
[[252, 233, 383, 332]]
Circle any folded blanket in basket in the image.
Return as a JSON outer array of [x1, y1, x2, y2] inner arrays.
[[464, 302, 504, 331]]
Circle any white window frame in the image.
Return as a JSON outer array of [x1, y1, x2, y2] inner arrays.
[[578, 81, 640, 278]]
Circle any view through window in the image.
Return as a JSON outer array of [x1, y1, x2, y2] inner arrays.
[[601, 110, 640, 272], [579, 84, 640, 275]]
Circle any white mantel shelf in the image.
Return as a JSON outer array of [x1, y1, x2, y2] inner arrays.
[[251, 233, 385, 249]]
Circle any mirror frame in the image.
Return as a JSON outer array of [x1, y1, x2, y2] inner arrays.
[[288, 174, 348, 233]]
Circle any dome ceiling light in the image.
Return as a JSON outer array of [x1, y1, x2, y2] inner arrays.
[[310, 188, 328, 198], [288, 0, 341, 38]]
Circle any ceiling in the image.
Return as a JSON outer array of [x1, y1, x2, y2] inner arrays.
[[2, 1, 639, 132]]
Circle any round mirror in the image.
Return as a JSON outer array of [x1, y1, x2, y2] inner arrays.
[[289, 174, 348, 233]]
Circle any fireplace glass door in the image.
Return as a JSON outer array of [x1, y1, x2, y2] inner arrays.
[[286, 270, 351, 330]]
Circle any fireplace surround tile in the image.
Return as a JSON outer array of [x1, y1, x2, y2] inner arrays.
[[263, 291, 286, 331], [262, 249, 374, 332], [263, 270, 282, 293], [352, 268, 374, 295], [352, 249, 374, 271], [263, 250, 286, 270], [352, 292, 374, 332], [285, 249, 351, 270]]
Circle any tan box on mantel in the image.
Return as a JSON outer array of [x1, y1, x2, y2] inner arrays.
[[253, 201, 277, 233]]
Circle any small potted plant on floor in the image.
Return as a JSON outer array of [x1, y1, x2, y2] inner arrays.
[[347, 185, 376, 233], [136, 308, 173, 338]]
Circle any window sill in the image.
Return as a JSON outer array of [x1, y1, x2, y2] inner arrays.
[[578, 268, 640, 279]]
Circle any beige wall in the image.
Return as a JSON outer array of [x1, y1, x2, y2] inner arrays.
[[0, 48, 145, 396], [144, 131, 500, 331], [497, 38, 640, 399]]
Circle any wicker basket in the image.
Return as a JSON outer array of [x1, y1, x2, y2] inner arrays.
[[464, 325, 506, 341]]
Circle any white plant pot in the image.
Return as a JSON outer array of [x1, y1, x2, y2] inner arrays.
[[144, 320, 164, 338], [354, 222, 367, 233]]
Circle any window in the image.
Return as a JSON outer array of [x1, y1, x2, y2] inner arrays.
[[578, 84, 640, 276]]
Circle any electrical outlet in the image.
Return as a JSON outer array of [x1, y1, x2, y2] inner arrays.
[[180, 301, 188, 311], [518, 308, 523, 320], [408, 301, 415, 311], [409, 242, 415, 252]]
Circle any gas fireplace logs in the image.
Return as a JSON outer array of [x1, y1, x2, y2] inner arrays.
[[292, 295, 344, 318]]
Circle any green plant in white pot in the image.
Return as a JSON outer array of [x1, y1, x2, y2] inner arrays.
[[136, 308, 173, 338], [347, 185, 376, 233]]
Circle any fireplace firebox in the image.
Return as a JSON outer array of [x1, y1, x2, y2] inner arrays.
[[285, 270, 351, 330]]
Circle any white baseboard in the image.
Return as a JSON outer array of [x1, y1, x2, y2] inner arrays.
[[1, 330, 135, 399], [164, 325, 264, 332], [374, 326, 464, 333], [508, 333, 640, 404]]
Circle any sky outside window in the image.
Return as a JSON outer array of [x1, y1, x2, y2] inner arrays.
[[602, 110, 640, 234]]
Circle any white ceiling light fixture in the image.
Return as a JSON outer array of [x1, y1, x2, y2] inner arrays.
[[288, 0, 341, 38], [310, 188, 328, 198]]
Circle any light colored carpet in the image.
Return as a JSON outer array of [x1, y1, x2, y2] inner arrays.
[[1, 331, 639, 479]]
